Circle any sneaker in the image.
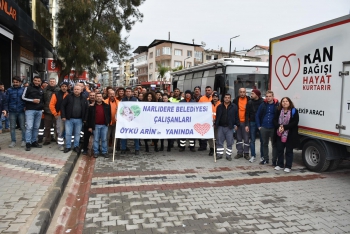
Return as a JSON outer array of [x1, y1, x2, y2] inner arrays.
[[8, 142, 16, 148], [259, 160, 269, 165], [21, 141, 26, 147], [31, 141, 42, 148], [260, 157, 264, 162], [274, 166, 282, 171], [58, 145, 64, 151], [102, 153, 109, 158], [284, 168, 291, 173], [244, 153, 250, 160], [226, 156, 232, 161], [25, 143, 31, 151], [234, 153, 243, 159], [249, 156, 256, 163], [73, 146, 80, 153]]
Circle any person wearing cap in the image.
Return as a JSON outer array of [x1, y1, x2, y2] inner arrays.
[[179, 90, 196, 152], [193, 86, 202, 102], [6, 76, 26, 148], [245, 89, 264, 163], [43, 78, 60, 146], [49, 82, 69, 150], [208, 92, 221, 156], [232, 88, 251, 160]]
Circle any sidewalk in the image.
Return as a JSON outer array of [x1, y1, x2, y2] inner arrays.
[[0, 130, 79, 234]]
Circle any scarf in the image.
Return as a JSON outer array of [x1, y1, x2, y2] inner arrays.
[[277, 109, 291, 142]]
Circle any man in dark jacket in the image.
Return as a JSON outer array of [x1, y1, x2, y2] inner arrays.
[[0, 82, 8, 150], [245, 89, 264, 163], [179, 90, 196, 152], [61, 85, 88, 153], [43, 78, 60, 145], [256, 90, 279, 165], [87, 93, 111, 158], [215, 93, 239, 161], [120, 87, 140, 155], [22, 76, 44, 151], [232, 88, 250, 160], [6, 76, 25, 148]]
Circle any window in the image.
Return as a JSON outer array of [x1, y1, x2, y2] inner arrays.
[[174, 61, 182, 67], [156, 49, 160, 56], [186, 62, 192, 68], [195, 51, 202, 61], [149, 74, 152, 80], [149, 52, 153, 59], [206, 55, 211, 60], [174, 49, 182, 56], [162, 47, 171, 55], [149, 63, 153, 69], [187, 51, 192, 57]]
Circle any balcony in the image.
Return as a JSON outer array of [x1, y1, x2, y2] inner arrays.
[[134, 60, 148, 68]]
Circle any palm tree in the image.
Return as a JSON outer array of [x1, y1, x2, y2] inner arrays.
[[157, 65, 169, 90]]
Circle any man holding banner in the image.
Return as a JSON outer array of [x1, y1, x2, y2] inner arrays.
[[179, 90, 196, 152], [215, 93, 239, 161]]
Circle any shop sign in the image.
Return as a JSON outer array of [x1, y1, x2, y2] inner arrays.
[[0, 0, 17, 21], [47, 59, 59, 72], [20, 47, 33, 65]]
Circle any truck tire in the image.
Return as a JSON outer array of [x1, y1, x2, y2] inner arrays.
[[328, 159, 342, 171], [302, 141, 330, 172]]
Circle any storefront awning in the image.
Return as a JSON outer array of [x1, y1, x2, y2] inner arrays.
[[0, 24, 13, 40]]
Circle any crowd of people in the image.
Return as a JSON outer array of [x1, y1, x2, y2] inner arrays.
[[0, 77, 299, 172]]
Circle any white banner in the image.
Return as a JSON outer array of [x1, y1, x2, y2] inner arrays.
[[115, 102, 214, 139]]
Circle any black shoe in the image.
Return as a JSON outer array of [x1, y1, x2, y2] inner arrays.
[[154, 147, 159, 152], [102, 153, 109, 158], [120, 150, 126, 155], [244, 153, 250, 160], [209, 148, 214, 156], [135, 150, 140, 155], [190, 148, 196, 152], [82, 150, 88, 155], [260, 160, 269, 165], [25, 143, 31, 151], [73, 146, 80, 153], [226, 156, 232, 161], [126, 147, 131, 152], [64, 148, 71, 153], [167, 147, 171, 152], [31, 141, 42, 148], [216, 156, 223, 160], [51, 138, 56, 142], [160, 146, 164, 151], [198, 147, 206, 151], [43, 142, 50, 145], [272, 161, 277, 166], [38, 138, 43, 143], [179, 148, 185, 152]]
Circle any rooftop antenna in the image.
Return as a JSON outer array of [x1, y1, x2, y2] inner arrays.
[[168, 32, 170, 40]]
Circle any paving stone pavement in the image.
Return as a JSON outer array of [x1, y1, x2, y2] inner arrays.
[[0, 130, 73, 233], [80, 141, 350, 234]]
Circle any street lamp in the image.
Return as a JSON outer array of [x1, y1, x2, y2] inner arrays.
[[229, 35, 240, 58], [184, 56, 191, 68]]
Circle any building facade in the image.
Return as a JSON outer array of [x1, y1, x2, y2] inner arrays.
[[245, 45, 269, 62], [0, 0, 54, 88]]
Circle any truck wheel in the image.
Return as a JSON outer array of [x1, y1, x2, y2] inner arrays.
[[302, 141, 330, 172], [328, 159, 342, 171]]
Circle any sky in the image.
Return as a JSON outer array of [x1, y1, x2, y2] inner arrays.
[[125, 0, 350, 54]]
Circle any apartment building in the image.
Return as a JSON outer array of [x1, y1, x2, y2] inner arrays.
[[246, 45, 269, 62], [203, 49, 261, 63]]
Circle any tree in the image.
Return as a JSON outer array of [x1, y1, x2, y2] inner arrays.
[[157, 65, 169, 79], [55, 0, 145, 81]]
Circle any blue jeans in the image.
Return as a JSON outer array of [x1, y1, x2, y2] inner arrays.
[[121, 139, 139, 151], [249, 122, 263, 157], [25, 110, 42, 143], [9, 112, 26, 143], [0, 114, 9, 130], [93, 125, 108, 154], [65, 118, 82, 148]]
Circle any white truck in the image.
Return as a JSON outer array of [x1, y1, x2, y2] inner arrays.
[[269, 15, 350, 172]]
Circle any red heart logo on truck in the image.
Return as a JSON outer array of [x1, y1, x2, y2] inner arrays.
[[194, 123, 211, 136], [275, 54, 300, 90]]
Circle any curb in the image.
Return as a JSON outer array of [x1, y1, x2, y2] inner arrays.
[[26, 152, 79, 234]]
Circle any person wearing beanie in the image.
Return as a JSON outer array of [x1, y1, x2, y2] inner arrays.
[[232, 88, 251, 160], [179, 90, 195, 152], [49, 81, 69, 150], [245, 89, 264, 163]]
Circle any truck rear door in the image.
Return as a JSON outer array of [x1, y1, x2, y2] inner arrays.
[[339, 62, 350, 136]]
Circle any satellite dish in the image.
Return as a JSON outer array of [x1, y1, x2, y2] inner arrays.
[[201, 41, 206, 47]]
